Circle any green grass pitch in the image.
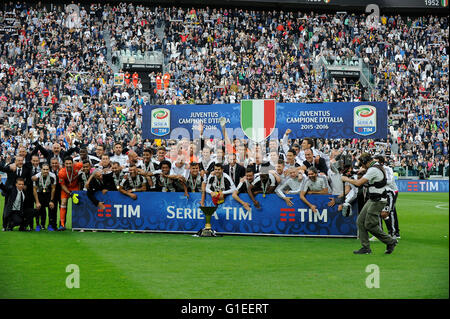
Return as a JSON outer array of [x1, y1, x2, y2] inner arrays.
[[0, 193, 448, 299]]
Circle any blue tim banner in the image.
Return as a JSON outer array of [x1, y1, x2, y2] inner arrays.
[[142, 101, 388, 140], [72, 192, 358, 237], [396, 180, 449, 193]]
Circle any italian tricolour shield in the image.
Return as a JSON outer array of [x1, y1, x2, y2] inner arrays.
[[241, 99, 276, 143]]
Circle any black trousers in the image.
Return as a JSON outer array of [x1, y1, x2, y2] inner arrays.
[[24, 194, 35, 229], [7, 210, 24, 229], [383, 191, 400, 236], [2, 193, 8, 228], [35, 193, 57, 228], [6, 209, 33, 230], [49, 195, 59, 229]]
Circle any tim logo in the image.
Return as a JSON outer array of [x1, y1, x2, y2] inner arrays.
[[97, 204, 141, 218], [97, 204, 112, 217], [151, 108, 170, 136], [407, 181, 419, 192], [354, 105, 377, 136], [280, 208, 328, 223], [280, 208, 295, 222], [407, 181, 439, 192]]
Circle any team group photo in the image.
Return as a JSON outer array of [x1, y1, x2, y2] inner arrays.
[[0, 0, 448, 304]]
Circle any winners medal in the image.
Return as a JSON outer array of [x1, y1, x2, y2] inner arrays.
[[41, 175, 50, 193], [262, 181, 268, 198]]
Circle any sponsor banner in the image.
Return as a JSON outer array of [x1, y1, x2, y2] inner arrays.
[[396, 180, 449, 193], [142, 101, 388, 140], [72, 192, 358, 237]]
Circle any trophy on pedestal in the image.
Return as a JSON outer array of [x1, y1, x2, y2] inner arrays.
[[197, 206, 219, 237]]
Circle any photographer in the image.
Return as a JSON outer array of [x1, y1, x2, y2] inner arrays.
[[341, 153, 398, 255]]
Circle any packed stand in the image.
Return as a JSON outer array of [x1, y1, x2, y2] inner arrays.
[[0, 2, 448, 180]]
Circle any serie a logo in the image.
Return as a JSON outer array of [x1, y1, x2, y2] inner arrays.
[[353, 105, 377, 136], [151, 108, 170, 136]]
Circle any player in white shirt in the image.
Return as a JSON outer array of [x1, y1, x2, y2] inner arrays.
[[300, 167, 329, 214], [110, 143, 128, 168], [275, 167, 306, 207], [375, 155, 400, 239]]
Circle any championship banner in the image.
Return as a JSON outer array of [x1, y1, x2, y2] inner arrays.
[[142, 101, 388, 140], [72, 192, 358, 237]]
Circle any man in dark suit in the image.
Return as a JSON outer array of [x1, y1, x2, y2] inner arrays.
[[248, 150, 274, 173], [87, 169, 117, 211], [0, 178, 31, 231], [11, 145, 35, 164], [24, 155, 42, 177], [23, 155, 42, 229], [34, 141, 77, 166], [302, 148, 328, 175], [223, 153, 245, 187], [0, 155, 31, 189], [0, 156, 32, 230]]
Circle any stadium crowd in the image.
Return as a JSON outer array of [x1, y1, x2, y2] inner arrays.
[[0, 2, 448, 231]]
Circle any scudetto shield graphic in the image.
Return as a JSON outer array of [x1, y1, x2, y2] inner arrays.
[[241, 99, 276, 143]]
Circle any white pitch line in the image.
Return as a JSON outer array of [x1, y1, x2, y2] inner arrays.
[[435, 204, 449, 210]]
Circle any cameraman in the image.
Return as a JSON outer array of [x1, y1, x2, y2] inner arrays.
[[341, 153, 398, 255]]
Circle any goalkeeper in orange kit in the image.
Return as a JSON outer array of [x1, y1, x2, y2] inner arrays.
[[58, 157, 83, 230]]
